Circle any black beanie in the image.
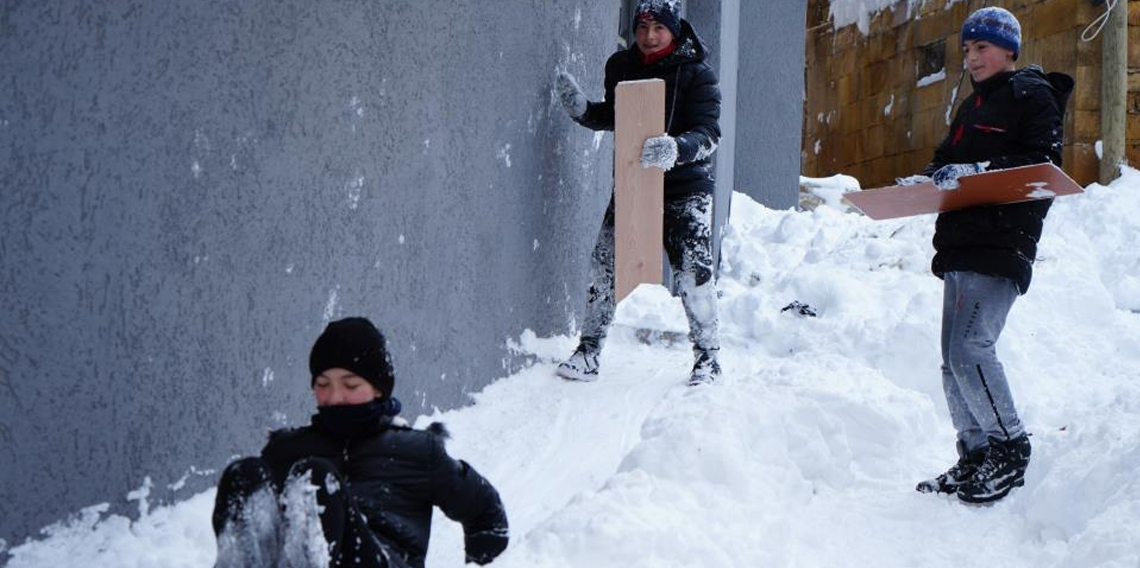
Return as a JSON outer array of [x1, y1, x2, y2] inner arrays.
[[635, 0, 682, 38], [309, 317, 394, 399]]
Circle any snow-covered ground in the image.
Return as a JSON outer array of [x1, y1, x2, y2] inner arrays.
[[7, 168, 1140, 568]]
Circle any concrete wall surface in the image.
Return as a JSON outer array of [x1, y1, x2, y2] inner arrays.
[[0, 0, 618, 547]]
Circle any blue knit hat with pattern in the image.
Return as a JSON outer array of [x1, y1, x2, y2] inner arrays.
[[962, 7, 1021, 60], [635, 0, 682, 38]]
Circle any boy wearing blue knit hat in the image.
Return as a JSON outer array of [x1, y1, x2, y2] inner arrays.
[[907, 7, 1074, 503]]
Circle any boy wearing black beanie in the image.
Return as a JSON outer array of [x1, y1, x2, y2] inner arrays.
[[212, 317, 509, 567]]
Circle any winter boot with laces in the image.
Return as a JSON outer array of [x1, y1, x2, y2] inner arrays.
[[556, 340, 601, 382], [688, 348, 721, 386], [956, 434, 1031, 504], [916, 441, 986, 494]]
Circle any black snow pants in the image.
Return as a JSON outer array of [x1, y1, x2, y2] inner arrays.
[[579, 191, 720, 353]]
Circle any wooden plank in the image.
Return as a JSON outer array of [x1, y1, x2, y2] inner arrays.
[[844, 163, 1084, 220], [614, 79, 665, 303]]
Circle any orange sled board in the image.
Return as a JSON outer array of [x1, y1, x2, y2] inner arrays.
[[843, 163, 1084, 221]]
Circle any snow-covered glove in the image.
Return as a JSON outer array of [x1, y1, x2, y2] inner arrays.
[[895, 174, 933, 186], [640, 135, 678, 170], [555, 71, 587, 119], [930, 162, 987, 191]]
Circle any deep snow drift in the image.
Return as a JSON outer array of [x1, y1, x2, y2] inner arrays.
[[7, 168, 1140, 568]]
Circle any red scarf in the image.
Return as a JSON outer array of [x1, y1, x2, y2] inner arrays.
[[639, 41, 677, 66]]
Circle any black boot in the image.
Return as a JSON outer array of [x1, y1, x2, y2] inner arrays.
[[956, 435, 1032, 504], [916, 441, 986, 494], [688, 348, 721, 386]]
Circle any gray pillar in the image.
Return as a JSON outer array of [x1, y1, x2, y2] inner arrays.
[[735, 0, 806, 209], [686, 0, 739, 269]]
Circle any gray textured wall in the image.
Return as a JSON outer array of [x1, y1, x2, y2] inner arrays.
[[735, 0, 806, 210], [0, 0, 617, 548], [0, 0, 806, 551]]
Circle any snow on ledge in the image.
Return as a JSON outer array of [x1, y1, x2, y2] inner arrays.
[[916, 67, 946, 88], [830, 0, 912, 35]]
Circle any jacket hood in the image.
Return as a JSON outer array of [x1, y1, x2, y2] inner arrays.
[[1012, 65, 1074, 115]]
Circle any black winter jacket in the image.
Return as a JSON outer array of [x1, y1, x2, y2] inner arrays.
[[261, 417, 508, 568], [576, 18, 721, 197], [924, 66, 1073, 294]]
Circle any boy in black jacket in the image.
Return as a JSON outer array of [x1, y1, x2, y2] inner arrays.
[[212, 318, 508, 568], [554, 0, 722, 386], [909, 7, 1073, 504]]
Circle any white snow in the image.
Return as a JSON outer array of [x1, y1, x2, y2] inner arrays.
[[499, 144, 513, 168], [1025, 183, 1057, 200], [280, 471, 330, 568], [322, 288, 339, 322], [8, 168, 1140, 568], [799, 173, 861, 212], [829, 0, 915, 35], [916, 68, 946, 88], [946, 84, 960, 125], [346, 175, 364, 210]]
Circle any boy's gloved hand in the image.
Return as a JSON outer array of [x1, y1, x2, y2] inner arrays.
[[931, 162, 987, 190], [641, 135, 678, 170], [555, 71, 587, 119], [465, 531, 509, 565], [895, 174, 933, 186]]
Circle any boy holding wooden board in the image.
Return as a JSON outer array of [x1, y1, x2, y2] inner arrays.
[[895, 7, 1074, 504], [554, 0, 722, 386]]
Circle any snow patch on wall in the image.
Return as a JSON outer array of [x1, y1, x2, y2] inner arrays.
[[498, 144, 512, 168], [830, 0, 915, 35], [322, 288, 339, 322], [346, 175, 364, 210], [916, 68, 946, 88]]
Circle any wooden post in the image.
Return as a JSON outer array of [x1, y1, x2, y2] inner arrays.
[[1100, 0, 1128, 184], [614, 79, 666, 303]]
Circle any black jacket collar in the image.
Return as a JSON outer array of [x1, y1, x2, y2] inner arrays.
[[971, 69, 1016, 96]]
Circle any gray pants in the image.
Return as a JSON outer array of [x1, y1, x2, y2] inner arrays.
[[579, 192, 720, 354], [941, 271, 1025, 452]]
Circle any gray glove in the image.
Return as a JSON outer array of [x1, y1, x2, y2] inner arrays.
[[640, 135, 678, 171], [931, 162, 987, 190], [555, 71, 587, 120]]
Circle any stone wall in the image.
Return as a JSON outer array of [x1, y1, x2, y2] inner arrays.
[[804, 0, 1140, 188]]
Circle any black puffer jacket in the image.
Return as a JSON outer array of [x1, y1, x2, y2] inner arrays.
[[924, 66, 1073, 293], [576, 18, 721, 197], [261, 417, 508, 568]]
